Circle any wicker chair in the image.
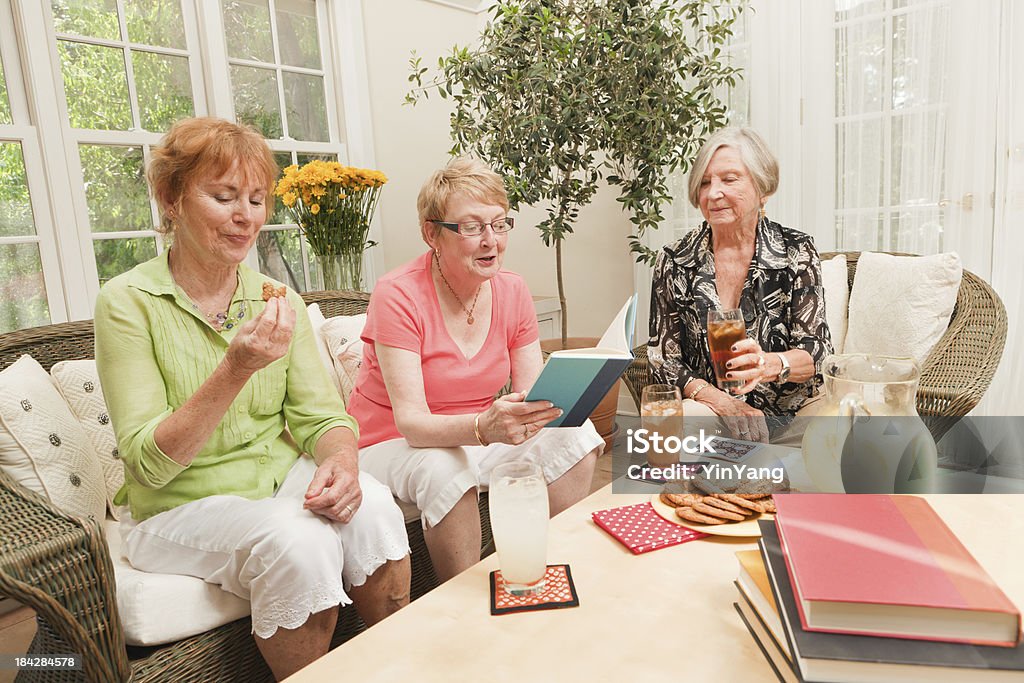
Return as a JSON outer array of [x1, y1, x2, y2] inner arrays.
[[0, 290, 492, 683], [622, 251, 1008, 442]]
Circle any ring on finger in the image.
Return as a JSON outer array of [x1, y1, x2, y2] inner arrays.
[[344, 504, 354, 516]]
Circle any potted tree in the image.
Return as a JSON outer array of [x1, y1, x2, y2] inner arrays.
[[407, 0, 744, 343]]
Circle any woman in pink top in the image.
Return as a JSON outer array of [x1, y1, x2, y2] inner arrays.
[[349, 158, 602, 581]]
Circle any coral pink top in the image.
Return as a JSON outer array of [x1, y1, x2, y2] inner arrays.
[[348, 251, 539, 448]]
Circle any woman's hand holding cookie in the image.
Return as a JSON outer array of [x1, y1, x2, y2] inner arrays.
[[224, 296, 295, 377]]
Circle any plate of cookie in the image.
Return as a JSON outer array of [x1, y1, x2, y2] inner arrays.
[[650, 491, 775, 537], [648, 466, 788, 537]]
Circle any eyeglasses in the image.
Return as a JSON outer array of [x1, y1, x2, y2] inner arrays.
[[428, 217, 515, 237]]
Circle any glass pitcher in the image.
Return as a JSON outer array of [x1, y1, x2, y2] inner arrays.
[[801, 354, 937, 493]]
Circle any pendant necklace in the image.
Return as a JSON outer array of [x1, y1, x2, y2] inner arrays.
[[434, 251, 482, 325]]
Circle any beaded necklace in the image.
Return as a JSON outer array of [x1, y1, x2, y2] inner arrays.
[[172, 269, 247, 331]]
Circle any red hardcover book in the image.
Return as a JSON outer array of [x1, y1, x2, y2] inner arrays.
[[591, 502, 706, 554], [773, 494, 1022, 646]]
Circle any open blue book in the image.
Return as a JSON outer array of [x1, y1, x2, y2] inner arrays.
[[526, 295, 637, 428]]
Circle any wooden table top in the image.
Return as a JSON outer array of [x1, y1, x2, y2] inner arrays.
[[286, 484, 1024, 682]]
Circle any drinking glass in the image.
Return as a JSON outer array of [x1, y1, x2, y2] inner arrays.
[[640, 384, 683, 468], [707, 308, 746, 393], [488, 462, 549, 596]]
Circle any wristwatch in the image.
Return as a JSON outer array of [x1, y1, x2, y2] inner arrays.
[[776, 353, 791, 382]]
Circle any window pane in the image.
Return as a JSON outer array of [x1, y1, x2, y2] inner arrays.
[[835, 0, 883, 22], [51, 0, 120, 41], [891, 111, 946, 206], [891, 208, 943, 254], [276, 0, 321, 69], [283, 72, 327, 141], [58, 41, 132, 130], [834, 19, 884, 117], [257, 229, 306, 291], [222, 0, 274, 63], [0, 143, 36, 238], [836, 119, 884, 210], [94, 237, 157, 285], [79, 145, 150, 232], [231, 65, 282, 138], [0, 53, 11, 124], [0, 243, 50, 333], [835, 211, 884, 251], [891, 7, 949, 110], [133, 51, 195, 131], [296, 152, 336, 166], [126, 0, 187, 48], [270, 151, 294, 224]]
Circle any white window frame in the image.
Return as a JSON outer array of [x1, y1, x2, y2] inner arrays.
[[1, 0, 376, 326]]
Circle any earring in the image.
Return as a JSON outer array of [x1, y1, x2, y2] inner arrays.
[[758, 206, 766, 223]]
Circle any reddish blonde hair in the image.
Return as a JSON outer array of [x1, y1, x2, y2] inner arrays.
[[147, 117, 278, 234], [416, 157, 509, 243]]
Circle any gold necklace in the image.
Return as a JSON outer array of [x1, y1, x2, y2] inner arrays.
[[434, 251, 482, 325], [169, 252, 246, 331]]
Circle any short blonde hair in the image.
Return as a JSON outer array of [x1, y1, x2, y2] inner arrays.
[[147, 117, 278, 234], [416, 157, 509, 243], [687, 127, 779, 208]]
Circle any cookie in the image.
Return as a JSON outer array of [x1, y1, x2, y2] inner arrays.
[[693, 501, 746, 522], [716, 493, 765, 514], [262, 282, 287, 301], [661, 492, 702, 508], [701, 496, 750, 517], [732, 492, 773, 500], [675, 506, 727, 525], [760, 498, 777, 514]]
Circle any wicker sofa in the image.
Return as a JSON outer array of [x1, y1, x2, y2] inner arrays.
[[0, 290, 492, 683], [622, 251, 1008, 442]]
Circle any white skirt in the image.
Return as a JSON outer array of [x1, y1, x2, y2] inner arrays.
[[120, 456, 409, 639]]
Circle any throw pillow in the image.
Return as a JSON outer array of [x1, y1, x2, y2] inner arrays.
[[844, 252, 962, 364], [50, 359, 124, 519], [320, 314, 367, 405], [307, 303, 346, 400], [0, 355, 106, 520], [820, 254, 849, 353]]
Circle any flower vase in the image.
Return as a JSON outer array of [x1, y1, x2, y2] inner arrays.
[[317, 251, 363, 291]]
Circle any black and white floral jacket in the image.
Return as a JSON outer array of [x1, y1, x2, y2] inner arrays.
[[647, 218, 833, 416]]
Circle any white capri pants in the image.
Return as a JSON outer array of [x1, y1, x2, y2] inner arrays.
[[120, 456, 410, 639], [358, 421, 604, 529]]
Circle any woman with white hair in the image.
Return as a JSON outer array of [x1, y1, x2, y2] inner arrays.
[[647, 127, 832, 443]]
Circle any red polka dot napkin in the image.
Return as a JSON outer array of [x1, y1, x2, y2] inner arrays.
[[489, 564, 580, 615], [592, 502, 707, 554]]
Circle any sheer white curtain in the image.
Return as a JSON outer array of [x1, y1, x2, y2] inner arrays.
[[979, 0, 1023, 416]]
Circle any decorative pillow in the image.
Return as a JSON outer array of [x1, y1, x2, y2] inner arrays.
[[844, 252, 962, 364], [0, 355, 106, 520], [320, 314, 367, 405], [820, 254, 849, 353], [50, 360, 124, 519], [307, 303, 346, 400]]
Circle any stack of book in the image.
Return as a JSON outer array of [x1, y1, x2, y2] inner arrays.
[[733, 494, 1024, 682]]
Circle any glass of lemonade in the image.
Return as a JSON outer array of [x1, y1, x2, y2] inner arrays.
[[640, 384, 683, 468], [488, 462, 549, 596], [707, 308, 746, 393]]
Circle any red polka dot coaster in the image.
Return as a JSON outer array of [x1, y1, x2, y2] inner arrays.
[[592, 502, 707, 554], [489, 564, 580, 615]]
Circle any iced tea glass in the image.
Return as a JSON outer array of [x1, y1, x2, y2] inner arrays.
[[640, 384, 683, 468], [489, 462, 549, 596], [707, 308, 746, 393]]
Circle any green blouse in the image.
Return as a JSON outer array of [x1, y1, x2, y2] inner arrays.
[[95, 251, 357, 521]]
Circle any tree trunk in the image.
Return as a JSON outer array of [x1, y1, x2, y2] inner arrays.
[[556, 237, 567, 345]]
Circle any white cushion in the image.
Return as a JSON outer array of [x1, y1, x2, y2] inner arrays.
[[103, 519, 250, 646], [844, 252, 962, 364], [307, 303, 347, 400], [820, 254, 850, 353], [320, 314, 367, 405], [50, 360, 124, 519], [0, 355, 106, 520]]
